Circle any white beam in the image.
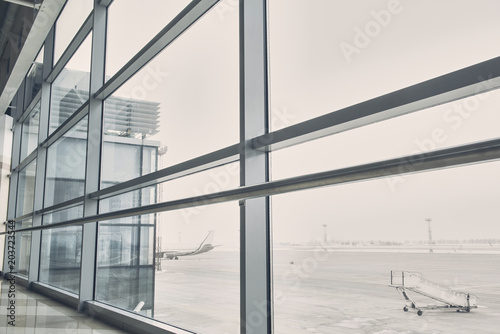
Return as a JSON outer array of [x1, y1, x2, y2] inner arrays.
[[0, 0, 66, 115], [3, 0, 42, 10]]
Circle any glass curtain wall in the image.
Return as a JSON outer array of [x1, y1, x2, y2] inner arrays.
[[20, 102, 40, 162], [49, 34, 92, 133], [44, 117, 88, 207], [15, 219, 32, 277], [16, 159, 36, 217], [2, 1, 500, 334], [39, 226, 82, 294], [24, 46, 44, 110]]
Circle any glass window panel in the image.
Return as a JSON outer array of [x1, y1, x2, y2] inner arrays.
[[96, 214, 155, 317], [155, 202, 239, 333], [40, 226, 82, 294], [16, 159, 36, 216], [100, 187, 156, 217], [159, 162, 240, 203], [53, 0, 93, 64], [268, 0, 500, 129], [43, 205, 84, 225], [96, 201, 240, 333], [24, 46, 44, 108], [271, 162, 500, 333], [102, 4, 238, 186], [15, 218, 32, 277], [20, 101, 40, 162], [105, 0, 191, 79], [100, 162, 239, 215], [50, 33, 91, 133], [101, 140, 156, 189], [44, 117, 88, 208], [272, 89, 500, 181]]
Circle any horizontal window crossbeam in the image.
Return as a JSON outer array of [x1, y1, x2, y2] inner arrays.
[[35, 196, 85, 216], [94, 0, 219, 101], [252, 56, 500, 152], [19, 91, 42, 122], [89, 143, 240, 200], [12, 149, 37, 173], [4, 138, 500, 235], [40, 101, 89, 148], [45, 12, 94, 83]]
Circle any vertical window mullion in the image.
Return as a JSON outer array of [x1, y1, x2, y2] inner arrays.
[[240, 0, 272, 333], [78, 0, 106, 311], [28, 27, 55, 284]]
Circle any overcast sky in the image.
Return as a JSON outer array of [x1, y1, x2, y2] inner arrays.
[[57, 0, 500, 245]]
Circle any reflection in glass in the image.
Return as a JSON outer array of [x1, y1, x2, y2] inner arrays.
[[106, 0, 191, 79], [97, 198, 240, 333], [100, 93, 160, 189], [16, 219, 32, 277], [101, 141, 158, 190], [44, 117, 87, 208], [102, 2, 238, 181], [272, 162, 500, 333], [96, 214, 155, 317], [20, 102, 40, 162], [24, 46, 43, 108], [50, 34, 91, 133], [43, 205, 84, 225], [39, 226, 82, 294], [100, 162, 239, 214], [53, 0, 93, 64], [100, 187, 156, 216], [16, 159, 36, 216]]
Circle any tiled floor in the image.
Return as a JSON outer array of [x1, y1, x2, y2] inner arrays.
[[0, 280, 130, 334]]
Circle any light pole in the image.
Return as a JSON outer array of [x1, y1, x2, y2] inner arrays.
[[425, 218, 433, 253]]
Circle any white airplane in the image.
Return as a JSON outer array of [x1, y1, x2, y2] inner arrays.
[[156, 231, 217, 260]]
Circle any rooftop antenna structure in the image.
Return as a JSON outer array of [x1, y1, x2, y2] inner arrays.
[[425, 218, 433, 253]]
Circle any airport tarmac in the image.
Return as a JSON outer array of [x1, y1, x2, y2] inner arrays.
[[154, 248, 500, 334]]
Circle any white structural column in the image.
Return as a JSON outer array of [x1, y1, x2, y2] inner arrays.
[[240, 0, 272, 333], [0, 114, 13, 272], [78, 0, 106, 311], [2, 91, 22, 275]]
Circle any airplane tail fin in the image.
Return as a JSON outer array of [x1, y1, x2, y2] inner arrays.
[[197, 230, 215, 250]]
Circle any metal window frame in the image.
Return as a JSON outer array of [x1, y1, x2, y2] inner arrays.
[[252, 56, 500, 152], [28, 27, 54, 285], [17, 98, 42, 165], [3, 1, 500, 334], [78, 0, 106, 311], [41, 101, 89, 149], [94, 0, 219, 101], [240, 0, 272, 333], [19, 89, 42, 124], [4, 137, 500, 236], [48, 7, 94, 82]]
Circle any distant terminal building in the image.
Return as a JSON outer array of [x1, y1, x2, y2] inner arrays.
[[40, 66, 161, 316]]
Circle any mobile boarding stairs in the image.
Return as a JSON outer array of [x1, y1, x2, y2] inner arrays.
[[389, 271, 478, 316]]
